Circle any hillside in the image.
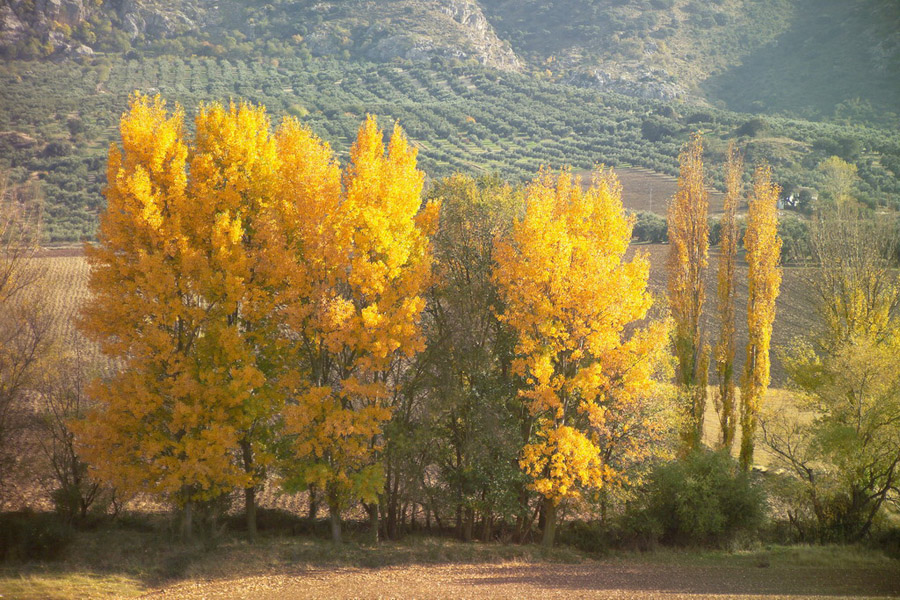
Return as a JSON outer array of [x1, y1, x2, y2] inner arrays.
[[2, 0, 898, 119], [3, 54, 900, 241], [482, 0, 900, 119], [1, 1, 899, 240]]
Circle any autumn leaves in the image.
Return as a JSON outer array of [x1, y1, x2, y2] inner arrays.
[[667, 135, 782, 469], [77, 94, 437, 540], [78, 93, 781, 545], [495, 170, 671, 546]]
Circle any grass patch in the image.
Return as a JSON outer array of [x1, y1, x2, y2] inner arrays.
[[0, 572, 145, 599], [0, 519, 587, 599]]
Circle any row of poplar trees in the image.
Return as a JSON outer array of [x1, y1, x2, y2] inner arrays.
[[75, 94, 780, 546], [668, 135, 782, 469]]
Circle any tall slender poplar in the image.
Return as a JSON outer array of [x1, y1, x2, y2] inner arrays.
[[714, 142, 742, 450], [740, 165, 782, 470], [667, 133, 709, 453]]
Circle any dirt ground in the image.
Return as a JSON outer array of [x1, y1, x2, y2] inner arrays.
[[141, 560, 900, 599]]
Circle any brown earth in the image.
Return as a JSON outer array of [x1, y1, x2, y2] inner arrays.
[[140, 560, 900, 599], [581, 166, 726, 216]]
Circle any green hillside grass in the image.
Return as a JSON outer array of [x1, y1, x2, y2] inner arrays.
[[5, 0, 897, 120], [704, 0, 900, 120]]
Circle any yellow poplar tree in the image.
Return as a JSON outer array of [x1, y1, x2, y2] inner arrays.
[[740, 164, 782, 470], [182, 101, 291, 537], [494, 169, 671, 547], [667, 133, 710, 453], [77, 95, 290, 537], [280, 116, 438, 544], [714, 142, 742, 450]]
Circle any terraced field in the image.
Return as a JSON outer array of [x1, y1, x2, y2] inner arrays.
[[2, 56, 898, 241]]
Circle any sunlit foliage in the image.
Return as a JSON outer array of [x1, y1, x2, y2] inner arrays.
[[740, 164, 782, 469], [667, 133, 709, 453], [494, 168, 671, 546]]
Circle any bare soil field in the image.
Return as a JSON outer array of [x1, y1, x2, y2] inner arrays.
[[637, 242, 817, 386], [3, 535, 898, 600], [580, 167, 726, 216], [139, 560, 900, 600]]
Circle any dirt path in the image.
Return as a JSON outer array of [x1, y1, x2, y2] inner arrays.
[[140, 561, 900, 599]]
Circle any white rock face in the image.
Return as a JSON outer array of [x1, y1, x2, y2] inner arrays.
[[438, 0, 521, 71], [0, 6, 26, 45], [34, 0, 88, 26], [116, 0, 206, 39]]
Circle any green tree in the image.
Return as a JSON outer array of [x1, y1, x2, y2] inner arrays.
[[419, 174, 525, 542], [762, 184, 898, 541]]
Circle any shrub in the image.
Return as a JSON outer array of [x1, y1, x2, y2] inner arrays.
[[632, 211, 667, 243], [872, 527, 900, 559], [0, 511, 74, 561], [557, 520, 611, 554], [631, 450, 765, 547], [736, 118, 767, 138]]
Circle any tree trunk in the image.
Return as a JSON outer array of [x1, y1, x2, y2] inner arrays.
[[514, 487, 530, 543], [308, 485, 319, 521], [463, 507, 474, 542], [366, 502, 380, 544], [541, 498, 557, 548], [181, 500, 194, 541], [481, 511, 492, 542], [241, 440, 258, 539], [328, 503, 342, 544], [400, 502, 409, 536], [243, 485, 257, 539]]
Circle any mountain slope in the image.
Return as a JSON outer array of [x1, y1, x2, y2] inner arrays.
[[480, 0, 899, 117], [2, 0, 897, 118]]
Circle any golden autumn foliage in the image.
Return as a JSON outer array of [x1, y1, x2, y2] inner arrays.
[[740, 164, 782, 470], [714, 142, 742, 450], [76, 96, 290, 529], [76, 96, 436, 540], [494, 168, 671, 546], [667, 133, 710, 453], [278, 115, 438, 542]]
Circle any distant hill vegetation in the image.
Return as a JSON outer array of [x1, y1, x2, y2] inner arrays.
[[481, 0, 900, 120], [0, 0, 898, 241], [1, 0, 897, 120]]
